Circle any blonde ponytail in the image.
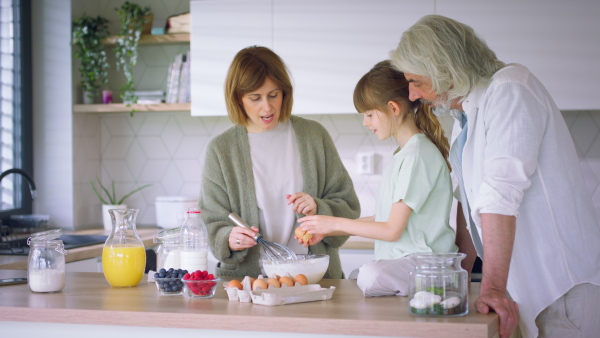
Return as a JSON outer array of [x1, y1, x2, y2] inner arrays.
[[414, 103, 451, 172]]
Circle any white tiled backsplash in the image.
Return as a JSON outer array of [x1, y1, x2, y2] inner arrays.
[[73, 111, 600, 227]]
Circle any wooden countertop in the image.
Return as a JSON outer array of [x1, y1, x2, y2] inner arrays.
[[0, 270, 498, 337], [0, 228, 158, 270]]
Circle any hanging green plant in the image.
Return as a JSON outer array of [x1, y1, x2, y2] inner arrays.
[[114, 1, 151, 107], [72, 14, 110, 103]]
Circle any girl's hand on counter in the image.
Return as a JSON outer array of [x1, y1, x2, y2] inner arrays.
[[286, 193, 317, 216]]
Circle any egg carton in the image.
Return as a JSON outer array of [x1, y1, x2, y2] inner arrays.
[[223, 275, 336, 306]]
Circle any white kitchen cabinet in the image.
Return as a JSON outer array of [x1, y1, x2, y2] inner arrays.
[[191, 0, 273, 117], [191, 0, 434, 116], [273, 0, 433, 114], [436, 0, 600, 110]]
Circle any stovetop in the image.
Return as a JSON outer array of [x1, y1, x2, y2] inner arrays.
[[0, 233, 108, 256]]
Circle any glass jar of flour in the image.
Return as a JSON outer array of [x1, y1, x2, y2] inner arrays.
[[153, 227, 182, 271], [27, 229, 68, 293]]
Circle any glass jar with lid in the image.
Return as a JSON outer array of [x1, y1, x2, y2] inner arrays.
[[153, 227, 182, 271], [408, 252, 468, 317], [27, 229, 68, 293]]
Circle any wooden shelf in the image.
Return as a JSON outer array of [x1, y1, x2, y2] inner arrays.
[[101, 33, 190, 45], [73, 103, 191, 114]]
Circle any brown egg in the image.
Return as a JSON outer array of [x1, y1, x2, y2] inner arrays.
[[266, 277, 281, 288], [279, 276, 295, 287], [227, 279, 243, 290], [294, 227, 313, 242], [294, 274, 308, 285], [252, 278, 268, 290]]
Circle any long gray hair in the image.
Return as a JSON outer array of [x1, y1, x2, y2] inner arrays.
[[391, 15, 506, 101]]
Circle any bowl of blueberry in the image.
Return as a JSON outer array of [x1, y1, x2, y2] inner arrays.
[[154, 268, 187, 296]]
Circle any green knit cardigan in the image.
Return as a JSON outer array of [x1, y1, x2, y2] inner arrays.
[[200, 115, 360, 278]]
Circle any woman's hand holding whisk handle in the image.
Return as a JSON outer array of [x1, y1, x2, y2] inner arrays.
[[227, 213, 258, 251]]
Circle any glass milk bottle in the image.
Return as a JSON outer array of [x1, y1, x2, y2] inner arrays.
[[408, 252, 468, 317], [27, 229, 68, 293], [102, 209, 146, 287], [153, 227, 182, 271], [179, 207, 208, 272]]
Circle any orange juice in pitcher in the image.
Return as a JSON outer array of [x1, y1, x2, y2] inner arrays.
[[102, 244, 146, 287], [102, 209, 146, 287]]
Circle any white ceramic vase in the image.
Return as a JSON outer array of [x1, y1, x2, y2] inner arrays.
[[102, 204, 127, 231]]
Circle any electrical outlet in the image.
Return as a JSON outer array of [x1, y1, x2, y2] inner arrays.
[[356, 152, 374, 174]]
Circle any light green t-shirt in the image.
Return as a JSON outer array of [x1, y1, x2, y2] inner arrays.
[[374, 134, 457, 260]]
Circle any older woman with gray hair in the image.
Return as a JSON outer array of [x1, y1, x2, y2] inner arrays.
[[392, 14, 600, 338]]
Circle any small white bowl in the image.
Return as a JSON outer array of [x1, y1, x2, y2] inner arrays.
[[262, 254, 329, 284]]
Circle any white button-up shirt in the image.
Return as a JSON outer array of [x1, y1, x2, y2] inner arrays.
[[453, 63, 600, 338]]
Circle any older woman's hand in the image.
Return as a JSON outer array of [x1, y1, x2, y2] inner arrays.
[[228, 225, 258, 251], [286, 193, 317, 216]]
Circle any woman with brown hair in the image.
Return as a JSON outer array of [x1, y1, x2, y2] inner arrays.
[[200, 46, 360, 278], [298, 60, 456, 297]]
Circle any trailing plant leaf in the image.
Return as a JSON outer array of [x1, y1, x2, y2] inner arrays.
[[114, 1, 151, 106], [72, 14, 110, 101]]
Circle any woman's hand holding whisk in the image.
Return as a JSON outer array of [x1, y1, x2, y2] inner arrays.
[[228, 225, 258, 251]]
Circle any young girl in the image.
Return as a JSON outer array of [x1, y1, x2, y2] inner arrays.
[[297, 60, 457, 297]]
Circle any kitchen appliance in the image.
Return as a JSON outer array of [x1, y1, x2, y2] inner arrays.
[[227, 213, 297, 261], [0, 224, 107, 256], [155, 196, 198, 229]]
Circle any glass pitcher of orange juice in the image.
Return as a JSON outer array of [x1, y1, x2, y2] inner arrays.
[[102, 209, 146, 287]]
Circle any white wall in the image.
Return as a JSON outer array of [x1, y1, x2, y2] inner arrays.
[[32, 0, 74, 228]]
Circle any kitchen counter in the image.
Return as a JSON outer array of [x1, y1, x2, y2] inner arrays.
[[0, 270, 499, 338], [0, 228, 158, 270], [0, 229, 373, 270]]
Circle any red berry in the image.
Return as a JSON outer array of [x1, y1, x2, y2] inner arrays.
[[183, 273, 191, 280]]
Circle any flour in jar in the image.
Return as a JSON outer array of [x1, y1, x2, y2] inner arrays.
[[28, 268, 65, 293]]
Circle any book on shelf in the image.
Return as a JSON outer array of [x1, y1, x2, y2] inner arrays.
[[133, 90, 165, 104], [177, 51, 191, 104], [165, 52, 190, 104]]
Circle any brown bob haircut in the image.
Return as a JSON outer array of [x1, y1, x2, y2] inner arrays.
[[224, 46, 294, 126]]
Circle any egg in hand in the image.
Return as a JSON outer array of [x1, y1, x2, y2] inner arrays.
[[295, 227, 313, 243]]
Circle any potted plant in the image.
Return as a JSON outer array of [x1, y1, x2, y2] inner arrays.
[[72, 14, 110, 104], [89, 177, 152, 231], [114, 1, 152, 106]]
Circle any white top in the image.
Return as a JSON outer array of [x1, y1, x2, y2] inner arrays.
[[455, 63, 600, 338], [374, 134, 456, 260], [247, 119, 307, 256]]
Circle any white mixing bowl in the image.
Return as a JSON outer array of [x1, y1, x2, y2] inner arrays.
[[262, 254, 329, 284]]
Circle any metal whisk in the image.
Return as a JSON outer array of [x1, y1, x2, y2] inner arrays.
[[228, 213, 297, 261]]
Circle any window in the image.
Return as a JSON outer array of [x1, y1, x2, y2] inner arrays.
[[0, 0, 32, 223]]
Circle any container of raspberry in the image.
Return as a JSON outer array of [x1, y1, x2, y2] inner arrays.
[[182, 270, 220, 298]]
